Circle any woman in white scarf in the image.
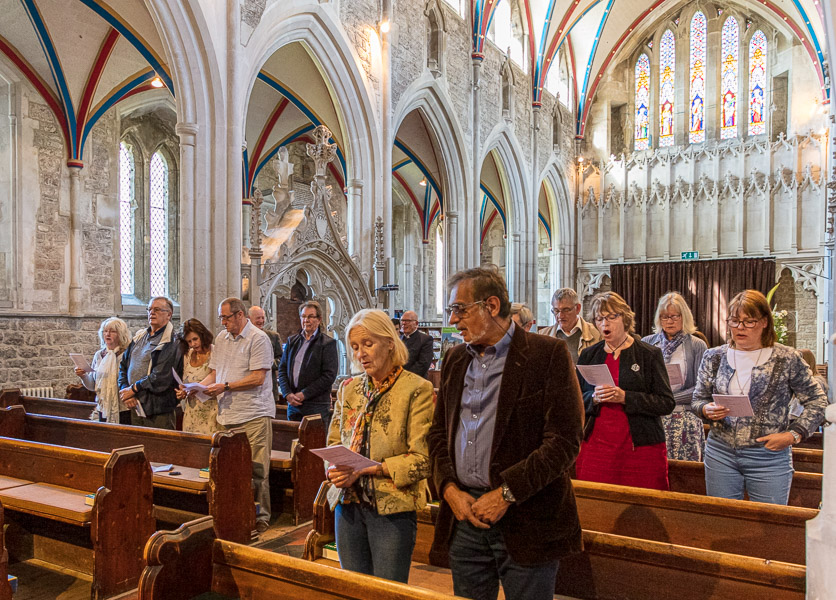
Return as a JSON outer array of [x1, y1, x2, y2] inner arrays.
[[76, 317, 132, 424]]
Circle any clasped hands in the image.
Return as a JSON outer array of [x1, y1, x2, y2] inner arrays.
[[285, 392, 304, 407], [443, 484, 510, 529], [593, 385, 625, 405], [327, 462, 387, 489]]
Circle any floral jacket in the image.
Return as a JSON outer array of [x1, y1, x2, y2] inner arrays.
[[691, 343, 826, 447], [326, 370, 434, 515]]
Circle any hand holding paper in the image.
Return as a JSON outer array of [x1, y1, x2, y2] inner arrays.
[[172, 368, 211, 403], [311, 445, 381, 471], [577, 364, 616, 387], [711, 394, 754, 417], [69, 353, 93, 373]]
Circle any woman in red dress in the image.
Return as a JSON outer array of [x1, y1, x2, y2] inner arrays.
[[575, 292, 675, 490]]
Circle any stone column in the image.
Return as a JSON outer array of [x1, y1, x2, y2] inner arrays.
[[380, 8, 394, 304], [176, 121, 202, 323], [67, 163, 84, 314], [348, 179, 364, 259], [249, 189, 264, 308], [470, 56, 483, 269], [445, 211, 458, 285]]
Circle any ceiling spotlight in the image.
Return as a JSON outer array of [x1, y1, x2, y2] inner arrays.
[[379, 20, 390, 33], [151, 76, 164, 88], [419, 178, 427, 186], [577, 156, 585, 163]]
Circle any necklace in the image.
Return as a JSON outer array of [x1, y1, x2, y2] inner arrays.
[[730, 346, 764, 395], [605, 335, 630, 356]]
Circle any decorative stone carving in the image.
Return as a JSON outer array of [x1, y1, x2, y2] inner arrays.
[[779, 259, 824, 295], [579, 270, 609, 300]]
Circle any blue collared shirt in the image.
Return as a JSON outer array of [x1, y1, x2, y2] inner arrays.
[[292, 328, 319, 388], [454, 322, 515, 488]]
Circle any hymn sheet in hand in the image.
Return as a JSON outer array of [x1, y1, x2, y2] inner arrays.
[[69, 353, 93, 373], [711, 394, 754, 417], [172, 368, 211, 403], [665, 363, 685, 388], [311, 445, 381, 471], [576, 364, 616, 388]]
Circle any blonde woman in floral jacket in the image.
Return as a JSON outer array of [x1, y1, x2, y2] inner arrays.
[[326, 309, 434, 583], [692, 290, 826, 505]]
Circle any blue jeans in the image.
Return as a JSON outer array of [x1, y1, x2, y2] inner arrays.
[[704, 435, 794, 505], [449, 520, 559, 600], [334, 503, 416, 583]]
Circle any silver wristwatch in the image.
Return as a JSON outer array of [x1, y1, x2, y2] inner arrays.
[[789, 430, 801, 445], [501, 482, 516, 503]]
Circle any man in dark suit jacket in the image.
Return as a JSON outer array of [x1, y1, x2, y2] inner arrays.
[[399, 310, 433, 379], [278, 300, 338, 428], [427, 268, 584, 600]]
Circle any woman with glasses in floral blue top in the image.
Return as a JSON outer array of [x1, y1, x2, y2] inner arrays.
[[692, 289, 826, 505]]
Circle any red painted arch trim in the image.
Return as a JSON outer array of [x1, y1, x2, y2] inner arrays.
[[75, 27, 120, 154], [481, 210, 498, 245], [393, 170, 425, 223], [247, 97, 289, 187]]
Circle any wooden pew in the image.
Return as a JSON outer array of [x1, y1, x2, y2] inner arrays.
[[0, 437, 154, 599], [668, 459, 822, 508], [0, 500, 10, 600], [138, 516, 462, 600], [305, 481, 807, 599], [792, 447, 823, 474], [0, 388, 95, 420], [572, 479, 814, 565], [270, 416, 326, 524], [65, 383, 96, 402], [0, 406, 255, 544]]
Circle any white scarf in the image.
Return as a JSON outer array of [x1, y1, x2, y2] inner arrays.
[[95, 349, 123, 422]]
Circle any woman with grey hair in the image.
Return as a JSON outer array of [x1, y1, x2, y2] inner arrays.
[[325, 309, 434, 583], [75, 317, 132, 424], [642, 292, 708, 461], [510, 302, 536, 332]]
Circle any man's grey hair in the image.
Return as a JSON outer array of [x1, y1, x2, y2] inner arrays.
[[148, 296, 174, 313], [299, 300, 323, 319], [220, 297, 247, 316], [551, 288, 579, 306]]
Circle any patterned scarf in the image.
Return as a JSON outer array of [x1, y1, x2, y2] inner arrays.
[[660, 331, 687, 362], [345, 366, 403, 505]]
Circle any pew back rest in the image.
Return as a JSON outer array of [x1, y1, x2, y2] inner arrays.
[[0, 436, 114, 492], [0, 388, 95, 420], [272, 415, 327, 452]]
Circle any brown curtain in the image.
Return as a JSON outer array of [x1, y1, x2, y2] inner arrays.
[[609, 258, 776, 347]]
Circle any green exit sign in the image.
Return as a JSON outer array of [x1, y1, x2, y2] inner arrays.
[[681, 251, 699, 260]]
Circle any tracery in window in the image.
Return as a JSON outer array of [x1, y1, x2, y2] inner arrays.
[[748, 30, 767, 136], [659, 30, 675, 147], [119, 142, 135, 296], [689, 12, 707, 143], [634, 53, 650, 151], [720, 17, 739, 139], [149, 152, 169, 298]]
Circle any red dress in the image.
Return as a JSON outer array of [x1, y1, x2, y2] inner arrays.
[[575, 353, 669, 491]]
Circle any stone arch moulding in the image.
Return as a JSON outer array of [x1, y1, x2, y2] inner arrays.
[[481, 125, 534, 303], [540, 159, 575, 289], [392, 73, 473, 268], [241, 2, 381, 272], [145, 0, 230, 327]]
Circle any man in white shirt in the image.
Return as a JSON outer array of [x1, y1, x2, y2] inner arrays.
[[198, 297, 275, 533], [539, 288, 600, 363]]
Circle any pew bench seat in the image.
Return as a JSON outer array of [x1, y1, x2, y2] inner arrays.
[[0, 475, 30, 491], [150, 464, 209, 493], [270, 450, 292, 470], [0, 482, 93, 524]]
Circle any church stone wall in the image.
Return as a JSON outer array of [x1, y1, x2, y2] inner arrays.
[[442, 5, 472, 139]]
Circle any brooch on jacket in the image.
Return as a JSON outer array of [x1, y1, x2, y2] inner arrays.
[[631, 364, 640, 372]]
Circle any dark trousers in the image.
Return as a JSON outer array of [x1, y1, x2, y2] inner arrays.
[[287, 402, 331, 431]]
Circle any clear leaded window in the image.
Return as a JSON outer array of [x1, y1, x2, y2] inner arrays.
[[720, 17, 739, 139], [659, 30, 675, 147], [748, 30, 767, 136], [119, 143, 135, 295], [689, 12, 707, 144], [149, 152, 169, 298], [634, 54, 650, 151]]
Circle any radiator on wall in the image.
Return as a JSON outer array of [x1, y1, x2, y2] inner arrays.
[[21, 387, 54, 398]]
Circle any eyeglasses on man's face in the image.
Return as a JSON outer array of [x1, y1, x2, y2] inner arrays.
[[147, 307, 170, 315], [218, 311, 240, 322], [593, 313, 622, 325], [444, 300, 486, 318], [300, 313, 320, 322], [551, 307, 577, 316], [726, 317, 762, 329]]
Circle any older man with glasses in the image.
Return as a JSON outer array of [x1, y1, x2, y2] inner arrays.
[[539, 287, 600, 363], [278, 300, 338, 428], [118, 296, 182, 429], [428, 268, 584, 600]]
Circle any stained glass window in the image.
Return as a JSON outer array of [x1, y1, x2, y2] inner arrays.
[[659, 30, 675, 147], [149, 152, 168, 298], [119, 143, 135, 295], [634, 54, 650, 151], [689, 12, 707, 143], [748, 30, 767, 136], [721, 17, 739, 140]]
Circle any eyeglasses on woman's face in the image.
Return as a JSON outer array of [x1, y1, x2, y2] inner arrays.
[[593, 313, 622, 325], [659, 314, 682, 322], [726, 317, 762, 329]]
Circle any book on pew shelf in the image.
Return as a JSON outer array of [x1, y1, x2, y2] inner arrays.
[[322, 543, 339, 561], [291, 438, 299, 458], [8, 575, 17, 593], [85, 493, 96, 506], [152, 463, 174, 473], [199, 467, 210, 479]]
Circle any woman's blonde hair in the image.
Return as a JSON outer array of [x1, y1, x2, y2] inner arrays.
[[99, 317, 131, 353], [726, 289, 777, 347], [589, 292, 636, 335], [346, 309, 409, 372], [653, 292, 697, 335]]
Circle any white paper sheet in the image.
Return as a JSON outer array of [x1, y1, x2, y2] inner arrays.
[[666, 363, 685, 388], [711, 394, 754, 417], [134, 401, 147, 418], [69, 353, 93, 373], [152, 463, 173, 473], [576, 364, 616, 387], [310, 445, 381, 471], [172, 368, 211, 403]]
